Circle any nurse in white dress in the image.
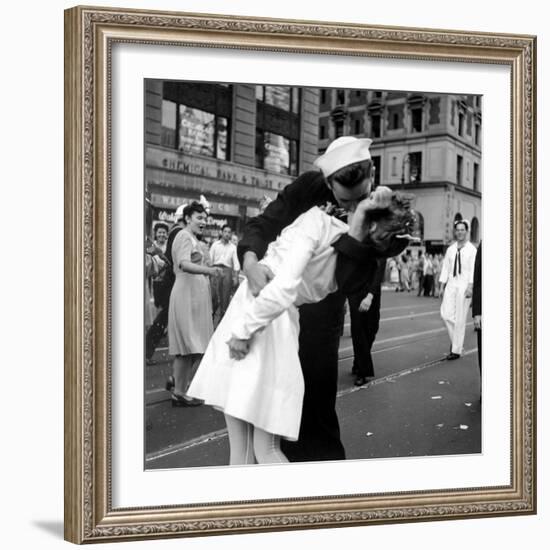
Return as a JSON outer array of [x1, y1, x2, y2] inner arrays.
[[187, 187, 414, 465], [439, 219, 478, 359]]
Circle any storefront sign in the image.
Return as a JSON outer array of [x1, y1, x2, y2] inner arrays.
[[146, 145, 292, 191], [151, 192, 240, 217]]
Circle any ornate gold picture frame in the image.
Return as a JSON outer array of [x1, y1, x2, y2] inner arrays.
[[64, 5, 536, 544]]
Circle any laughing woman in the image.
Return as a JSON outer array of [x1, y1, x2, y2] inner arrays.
[[168, 202, 222, 407]]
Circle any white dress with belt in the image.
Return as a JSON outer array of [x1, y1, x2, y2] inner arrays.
[[187, 207, 348, 441]]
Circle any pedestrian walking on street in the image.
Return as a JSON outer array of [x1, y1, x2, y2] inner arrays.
[[388, 256, 400, 291], [439, 220, 477, 360], [415, 251, 425, 296], [422, 253, 435, 297], [167, 202, 222, 407], [400, 254, 411, 292], [187, 185, 416, 464]]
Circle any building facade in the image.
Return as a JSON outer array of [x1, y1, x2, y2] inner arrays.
[[145, 80, 320, 240], [319, 89, 482, 251]]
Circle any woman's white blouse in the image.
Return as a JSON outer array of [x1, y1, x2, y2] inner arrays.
[[231, 207, 349, 340]]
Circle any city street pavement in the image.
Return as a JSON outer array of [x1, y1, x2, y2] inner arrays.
[[144, 289, 481, 470]]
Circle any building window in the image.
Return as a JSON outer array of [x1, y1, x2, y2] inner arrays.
[[473, 162, 480, 192], [411, 108, 423, 132], [161, 99, 177, 148], [409, 152, 422, 183], [371, 114, 381, 138], [372, 156, 381, 188], [178, 105, 215, 157], [392, 113, 399, 129], [319, 123, 326, 140], [256, 86, 301, 173], [458, 113, 465, 136], [456, 155, 463, 185], [161, 82, 232, 158], [388, 107, 403, 130], [291, 89, 301, 114], [289, 139, 299, 177], [255, 129, 264, 171], [391, 156, 397, 177], [255, 130, 298, 176], [475, 124, 481, 146], [374, 91, 382, 98], [256, 86, 301, 114], [320, 89, 327, 105], [216, 117, 229, 160], [334, 119, 344, 138], [336, 89, 346, 104], [178, 105, 229, 160], [354, 118, 362, 135]]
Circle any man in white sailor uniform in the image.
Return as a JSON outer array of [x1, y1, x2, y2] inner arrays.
[[439, 219, 478, 360]]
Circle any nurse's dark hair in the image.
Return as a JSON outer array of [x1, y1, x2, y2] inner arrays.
[[327, 159, 373, 188], [361, 192, 417, 258], [182, 201, 206, 223]]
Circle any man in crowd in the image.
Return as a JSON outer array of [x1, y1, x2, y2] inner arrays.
[[415, 251, 425, 296], [422, 253, 435, 296], [210, 225, 240, 325]]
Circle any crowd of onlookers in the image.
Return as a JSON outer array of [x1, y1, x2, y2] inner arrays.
[[145, 219, 242, 337], [387, 250, 444, 297], [144, 201, 244, 407]]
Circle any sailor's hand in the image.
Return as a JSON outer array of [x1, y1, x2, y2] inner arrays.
[[359, 293, 374, 312], [243, 252, 274, 296]]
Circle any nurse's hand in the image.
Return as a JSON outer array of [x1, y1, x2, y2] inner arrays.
[[227, 337, 251, 360], [465, 284, 473, 299], [366, 185, 393, 210]]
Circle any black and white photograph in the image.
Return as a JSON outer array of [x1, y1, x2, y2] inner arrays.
[[143, 80, 483, 470], [3, 0, 545, 545]]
